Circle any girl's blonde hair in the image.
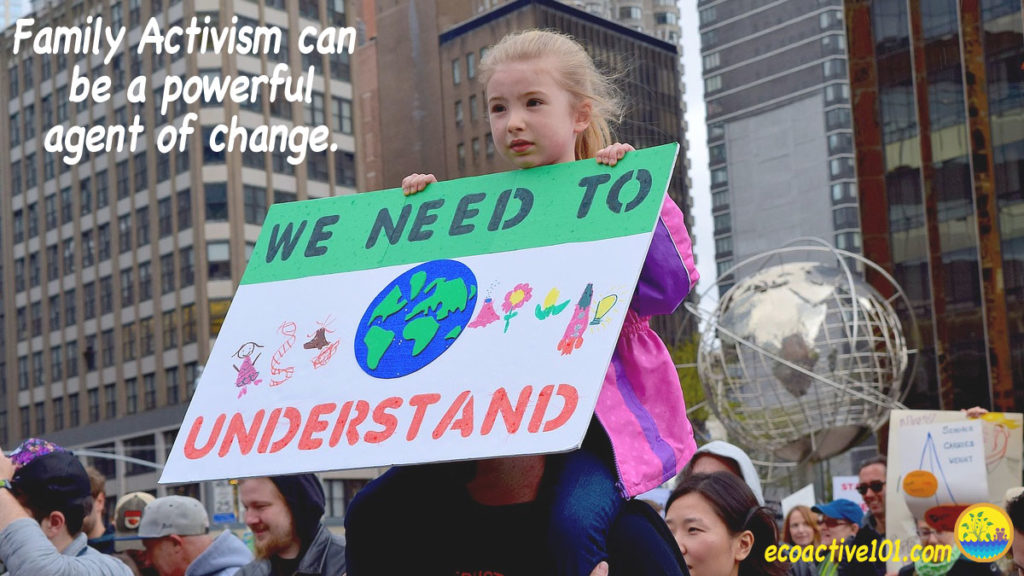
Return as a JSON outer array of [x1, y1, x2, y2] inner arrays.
[[479, 29, 623, 160]]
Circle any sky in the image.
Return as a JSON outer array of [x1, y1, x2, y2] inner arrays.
[[677, 0, 717, 314]]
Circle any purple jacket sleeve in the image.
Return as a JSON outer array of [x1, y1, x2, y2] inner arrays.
[[631, 194, 699, 316]]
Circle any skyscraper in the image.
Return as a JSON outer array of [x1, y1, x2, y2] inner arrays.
[[843, 0, 1023, 411], [0, 0, 369, 511], [699, 0, 858, 295]]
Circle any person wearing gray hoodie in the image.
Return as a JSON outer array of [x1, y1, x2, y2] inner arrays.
[[679, 441, 765, 505], [135, 496, 252, 576]]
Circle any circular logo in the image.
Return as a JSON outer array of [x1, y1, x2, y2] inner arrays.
[[355, 260, 477, 379], [955, 503, 1014, 562]]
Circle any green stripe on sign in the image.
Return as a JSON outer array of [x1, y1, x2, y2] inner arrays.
[[241, 142, 679, 285]]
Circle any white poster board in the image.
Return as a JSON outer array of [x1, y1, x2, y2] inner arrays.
[[832, 475, 867, 514]]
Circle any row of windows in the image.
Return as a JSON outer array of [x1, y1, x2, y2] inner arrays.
[[14, 251, 195, 341], [14, 362, 199, 439], [16, 308, 200, 394], [456, 135, 496, 171]]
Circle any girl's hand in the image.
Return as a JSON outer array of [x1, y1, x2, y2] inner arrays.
[[402, 173, 437, 196], [595, 143, 635, 166]]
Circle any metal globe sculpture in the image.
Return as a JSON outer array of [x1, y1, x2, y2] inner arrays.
[[690, 241, 916, 464]]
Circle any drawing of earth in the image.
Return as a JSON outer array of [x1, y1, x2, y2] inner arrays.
[[354, 260, 478, 379]]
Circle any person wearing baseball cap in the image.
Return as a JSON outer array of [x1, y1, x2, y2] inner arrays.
[[0, 438, 133, 575], [114, 491, 159, 576], [813, 498, 883, 576], [236, 474, 345, 576], [135, 495, 252, 576]]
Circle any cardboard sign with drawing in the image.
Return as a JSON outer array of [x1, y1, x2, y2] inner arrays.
[[160, 143, 680, 484]]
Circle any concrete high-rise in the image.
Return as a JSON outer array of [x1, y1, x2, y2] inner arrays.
[[0, 0, 369, 521], [843, 0, 1023, 411], [699, 0, 858, 295]]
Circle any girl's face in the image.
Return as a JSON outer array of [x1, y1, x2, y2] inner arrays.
[[788, 511, 815, 546], [666, 493, 752, 576], [486, 59, 591, 169]]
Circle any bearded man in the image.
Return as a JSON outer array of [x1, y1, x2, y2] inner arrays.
[[236, 474, 345, 576]]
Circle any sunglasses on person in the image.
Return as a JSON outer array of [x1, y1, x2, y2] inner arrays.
[[856, 481, 885, 495]]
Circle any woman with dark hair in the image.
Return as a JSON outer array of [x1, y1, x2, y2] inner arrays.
[[665, 472, 788, 576]]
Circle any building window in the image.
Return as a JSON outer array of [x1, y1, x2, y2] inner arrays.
[[182, 304, 197, 344], [100, 277, 114, 315], [35, 402, 45, 435], [98, 224, 111, 261], [49, 295, 61, 332], [304, 92, 325, 126], [69, 393, 79, 428], [714, 213, 732, 234], [243, 186, 267, 225], [205, 183, 228, 221], [65, 287, 76, 327], [703, 53, 720, 70], [101, 329, 115, 366], [207, 242, 231, 280], [123, 322, 136, 361], [711, 167, 728, 188], [655, 11, 677, 24], [699, 6, 716, 24], [20, 407, 29, 439], [121, 267, 135, 307], [136, 206, 150, 247], [333, 97, 352, 134], [180, 247, 195, 288], [161, 254, 176, 294], [178, 189, 192, 229], [163, 310, 178, 350], [140, 316, 154, 356], [66, 341, 78, 378], [104, 383, 117, 418], [705, 75, 722, 93], [17, 357, 28, 391], [88, 388, 100, 422], [82, 230, 94, 267], [157, 197, 173, 237], [139, 262, 152, 302], [126, 378, 138, 414], [619, 6, 642, 19], [119, 214, 133, 253], [452, 59, 461, 85], [455, 101, 463, 126], [334, 151, 355, 187], [165, 366, 180, 405], [32, 351, 44, 388]]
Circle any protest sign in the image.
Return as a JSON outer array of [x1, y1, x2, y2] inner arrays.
[[159, 143, 680, 483], [832, 475, 867, 513], [782, 483, 816, 518], [886, 410, 1022, 569]]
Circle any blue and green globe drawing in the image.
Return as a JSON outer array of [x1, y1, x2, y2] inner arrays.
[[355, 260, 478, 379]]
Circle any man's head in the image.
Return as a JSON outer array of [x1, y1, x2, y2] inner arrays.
[[138, 496, 212, 576], [1007, 492, 1024, 576], [114, 491, 156, 563], [9, 439, 92, 545], [813, 499, 862, 544], [82, 466, 108, 537], [240, 474, 325, 561], [857, 456, 887, 522]]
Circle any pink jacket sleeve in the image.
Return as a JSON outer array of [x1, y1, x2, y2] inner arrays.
[[631, 194, 699, 316]]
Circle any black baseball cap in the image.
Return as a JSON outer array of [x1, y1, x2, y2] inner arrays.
[[11, 450, 91, 509]]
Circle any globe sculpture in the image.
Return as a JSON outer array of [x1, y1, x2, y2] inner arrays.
[[689, 241, 917, 465]]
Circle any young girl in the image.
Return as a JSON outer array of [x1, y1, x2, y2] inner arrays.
[[360, 30, 699, 575]]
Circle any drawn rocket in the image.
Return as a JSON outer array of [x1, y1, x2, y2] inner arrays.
[[557, 283, 593, 356]]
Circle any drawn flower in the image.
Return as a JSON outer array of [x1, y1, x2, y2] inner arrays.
[[502, 283, 533, 314], [501, 283, 533, 333]]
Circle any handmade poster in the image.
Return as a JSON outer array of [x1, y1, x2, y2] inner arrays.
[[832, 475, 867, 514], [897, 420, 987, 518], [160, 143, 680, 483], [886, 410, 1022, 569]]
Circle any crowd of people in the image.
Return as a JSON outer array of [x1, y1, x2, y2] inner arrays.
[[3, 434, 1021, 576]]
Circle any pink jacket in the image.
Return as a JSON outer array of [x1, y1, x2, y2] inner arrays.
[[594, 193, 699, 498]]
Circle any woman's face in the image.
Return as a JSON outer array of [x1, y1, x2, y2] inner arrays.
[[666, 493, 752, 576], [788, 511, 815, 546]]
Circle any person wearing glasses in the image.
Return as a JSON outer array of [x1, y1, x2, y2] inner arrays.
[[897, 507, 999, 576], [857, 456, 888, 537], [812, 499, 884, 576]]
